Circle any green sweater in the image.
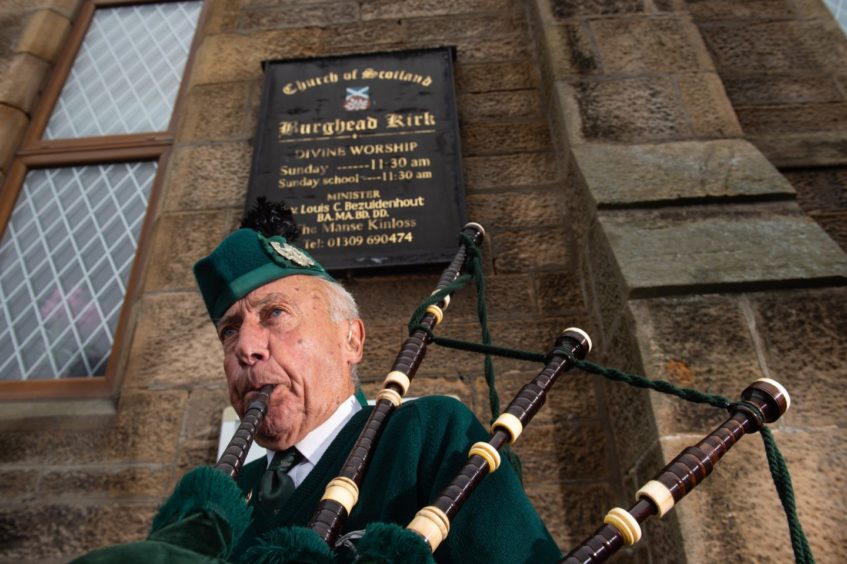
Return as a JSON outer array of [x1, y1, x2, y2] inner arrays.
[[72, 396, 561, 563], [235, 396, 562, 563]]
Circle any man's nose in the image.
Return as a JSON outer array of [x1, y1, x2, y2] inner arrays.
[[235, 322, 269, 365]]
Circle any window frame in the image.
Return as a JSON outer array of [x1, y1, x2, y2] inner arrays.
[[0, 0, 208, 400]]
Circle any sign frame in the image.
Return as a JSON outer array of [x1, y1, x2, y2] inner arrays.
[[246, 47, 467, 272]]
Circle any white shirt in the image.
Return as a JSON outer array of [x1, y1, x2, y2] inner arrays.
[[265, 394, 361, 488]]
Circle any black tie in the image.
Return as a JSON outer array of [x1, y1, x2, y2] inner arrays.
[[257, 447, 302, 515]]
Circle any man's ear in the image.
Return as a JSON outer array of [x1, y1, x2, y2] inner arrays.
[[345, 319, 365, 363]]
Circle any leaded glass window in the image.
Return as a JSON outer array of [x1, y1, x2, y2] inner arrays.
[[0, 0, 202, 395], [0, 163, 156, 380], [44, 1, 202, 139]]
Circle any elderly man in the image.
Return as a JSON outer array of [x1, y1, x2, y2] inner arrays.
[[195, 210, 561, 562], [76, 204, 561, 563]]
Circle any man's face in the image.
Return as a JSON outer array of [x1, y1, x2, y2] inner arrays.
[[216, 275, 363, 450]]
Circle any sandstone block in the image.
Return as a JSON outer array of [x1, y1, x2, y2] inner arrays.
[[542, 22, 599, 79], [751, 288, 847, 428], [0, 469, 37, 500], [459, 90, 541, 122], [546, 0, 645, 20], [176, 438, 219, 475], [534, 270, 585, 314], [736, 102, 847, 135], [572, 139, 793, 206], [0, 12, 27, 57], [163, 141, 252, 212], [145, 210, 236, 292], [454, 32, 532, 64], [490, 226, 570, 272], [630, 294, 764, 433], [685, 0, 792, 20], [361, 0, 512, 20], [0, 103, 27, 172], [748, 131, 847, 168], [585, 218, 629, 337], [467, 188, 566, 229], [351, 321, 404, 382], [182, 386, 230, 442], [190, 30, 322, 85], [0, 502, 157, 562], [573, 77, 690, 142], [200, 0, 241, 34], [176, 81, 257, 142], [598, 320, 658, 472], [598, 210, 847, 292], [0, 53, 48, 113], [764, 428, 847, 563], [38, 466, 173, 499], [782, 167, 847, 213], [401, 13, 517, 42], [526, 481, 615, 547], [723, 75, 844, 106], [122, 292, 223, 389], [455, 61, 538, 93], [15, 9, 70, 62], [589, 17, 706, 74], [551, 81, 586, 149], [461, 121, 550, 155], [48, 0, 81, 19], [464, 152, 560, 191], [810, 210, 847, 251], [0, 390, 187, 466], [699, 20, 845, 73], [677, 72, 742, 137], [515, 420, 611, 481], [322, 20, 408, 49], [239, 2, 359, 30]]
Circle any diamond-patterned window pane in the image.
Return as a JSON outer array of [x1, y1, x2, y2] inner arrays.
[[43, 1, 202, 139], [0, 163, 156, 380]]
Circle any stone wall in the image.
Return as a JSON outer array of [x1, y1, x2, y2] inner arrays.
[[0, 0, 845, 562], [531, 0, 846, 562], [690, 0, 847, 256], [0, 0, 609, 560]]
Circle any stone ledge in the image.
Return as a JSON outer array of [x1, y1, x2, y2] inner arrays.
[[0, 398, 116, 432], [573, 139, 795, 207], [599, 210, 847, 294]]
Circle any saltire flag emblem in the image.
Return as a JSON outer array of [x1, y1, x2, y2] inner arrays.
[[344, 86, 370, 111]]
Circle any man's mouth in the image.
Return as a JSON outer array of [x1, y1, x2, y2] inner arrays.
[[243, 384, 277, 407]]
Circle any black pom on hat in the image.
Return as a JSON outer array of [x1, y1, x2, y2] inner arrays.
[[241, 197, 300, 242]]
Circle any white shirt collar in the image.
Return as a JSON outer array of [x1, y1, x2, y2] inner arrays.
[[266, 394, 361, 467]]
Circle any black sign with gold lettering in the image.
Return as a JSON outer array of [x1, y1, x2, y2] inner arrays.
[[247, 48, 466, 271]]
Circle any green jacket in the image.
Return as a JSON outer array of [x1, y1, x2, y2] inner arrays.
[[236, 396, 562, 563], [73, 396, 561, 563]]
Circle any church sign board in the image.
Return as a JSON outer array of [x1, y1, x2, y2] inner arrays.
[[247, 48, 467, 271]]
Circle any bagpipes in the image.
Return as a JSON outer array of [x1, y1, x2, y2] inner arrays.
[[73, 223, 812, 563]]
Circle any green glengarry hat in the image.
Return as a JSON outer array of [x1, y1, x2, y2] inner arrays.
[[193, 200, 333, 321]]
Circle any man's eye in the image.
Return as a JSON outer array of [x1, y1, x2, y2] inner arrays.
[[220, 327, 237, 340], [269, 308, 284, 318]]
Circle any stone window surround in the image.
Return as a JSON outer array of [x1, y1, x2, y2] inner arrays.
[[0, 0, 207, 408]]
